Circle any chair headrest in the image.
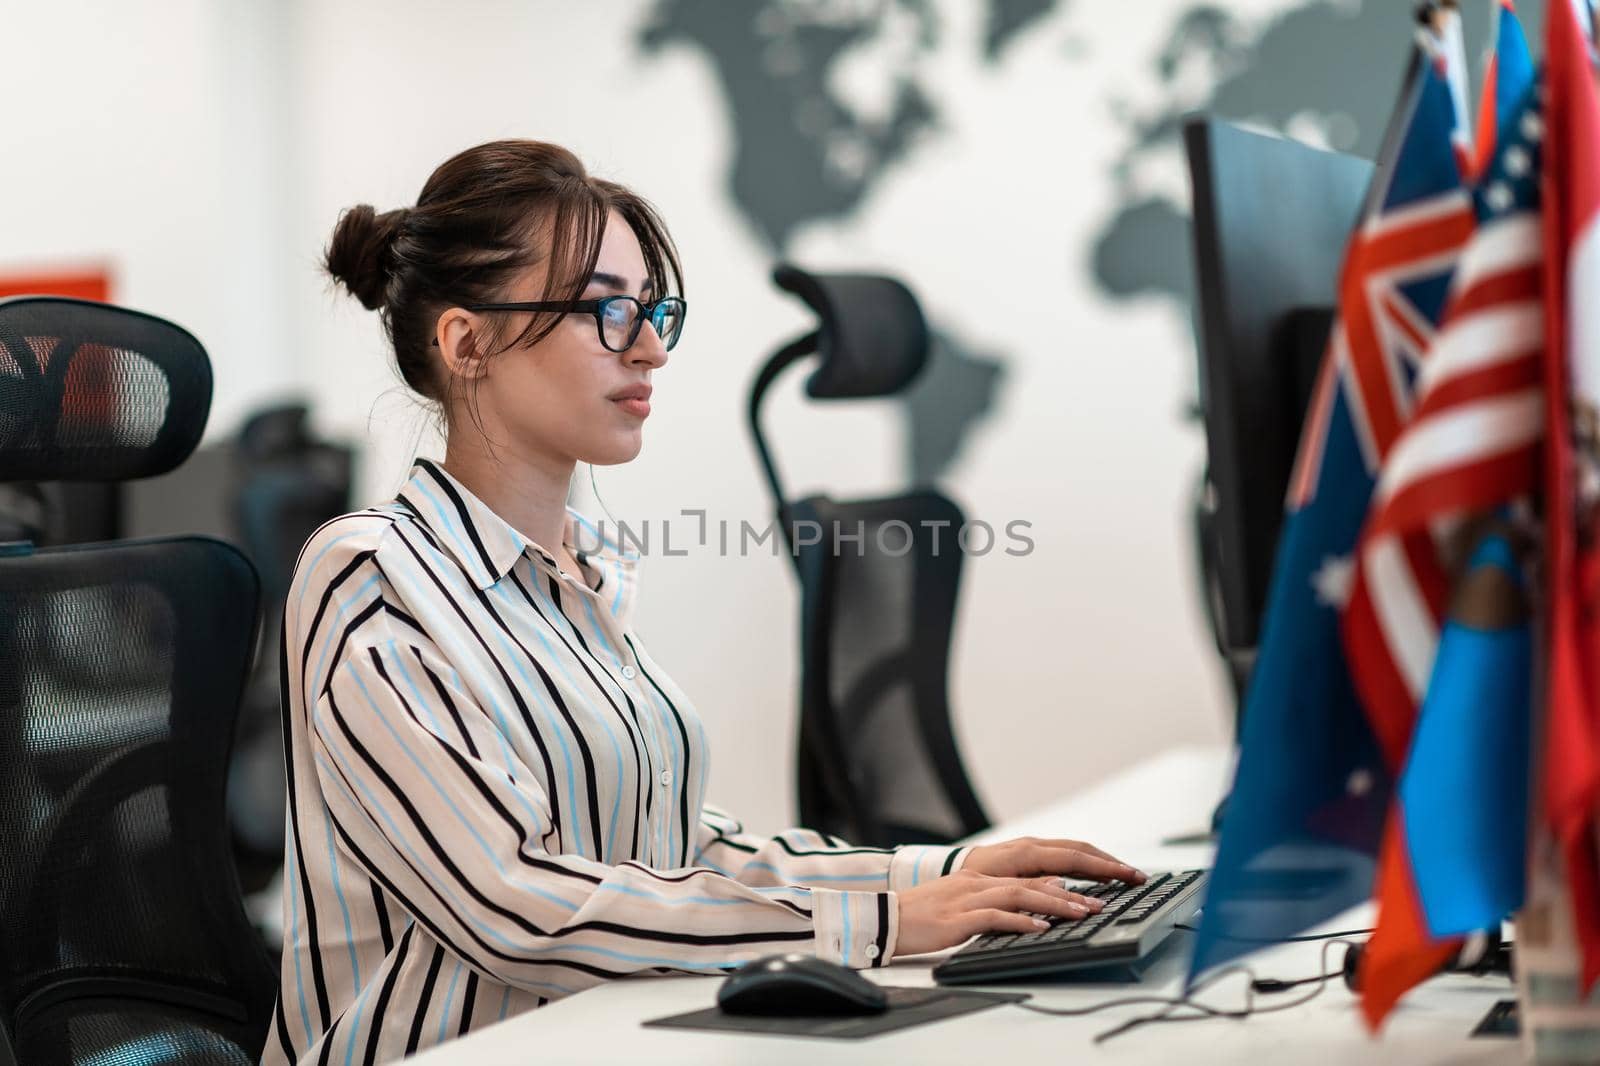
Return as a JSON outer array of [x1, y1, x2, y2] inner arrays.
[[0, 296, 212, 482], [238, 402, 312, 461], [773, 264, 929, 399]]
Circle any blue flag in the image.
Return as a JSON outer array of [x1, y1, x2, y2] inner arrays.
[[1403, 532, 1533, 935]]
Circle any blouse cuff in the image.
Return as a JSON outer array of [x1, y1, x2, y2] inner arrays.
[[811, 888, 896, 969], [888, 844, 971, 892]]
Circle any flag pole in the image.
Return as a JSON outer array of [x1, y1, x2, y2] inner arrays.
[[1354, 26, 1428, 222]]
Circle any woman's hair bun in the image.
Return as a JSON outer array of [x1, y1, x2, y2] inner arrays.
[[325, 204, 407, 311]]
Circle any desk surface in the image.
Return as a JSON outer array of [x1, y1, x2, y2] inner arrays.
[[408, 746, 1519, 1065]]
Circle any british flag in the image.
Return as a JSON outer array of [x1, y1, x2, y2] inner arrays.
[[1303, 37, 1479, 772]]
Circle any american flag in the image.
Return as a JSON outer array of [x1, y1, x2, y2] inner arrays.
[[1342, 100, 1544, 770], [1333, 10, 1547, 773], [1351, 75, 1545, 1029]]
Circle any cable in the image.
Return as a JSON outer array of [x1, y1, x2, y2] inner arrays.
[[1173, 922, 1374, 943], [585, 463, 618, 527], [1010, 939, 1358, 1044], [1103, 940, 1354, 1043], [1249, 971, 1343, 993]]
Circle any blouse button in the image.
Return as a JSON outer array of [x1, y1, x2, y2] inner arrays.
[[658, 769, 673, 787], [864, 944, 880, 960], [621, 665, 637, 680]]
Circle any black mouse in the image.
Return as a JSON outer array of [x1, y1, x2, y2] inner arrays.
[[717, 953, 889, 1016]]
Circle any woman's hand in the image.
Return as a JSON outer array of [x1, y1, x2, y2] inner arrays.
[[893, 869, 1106, 957], [960, 836, 1146, 885]]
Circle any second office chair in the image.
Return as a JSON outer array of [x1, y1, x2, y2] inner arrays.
[[748, 264, 990, 848]]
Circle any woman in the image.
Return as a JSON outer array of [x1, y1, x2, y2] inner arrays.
[[267, 140, 1144, 1065]]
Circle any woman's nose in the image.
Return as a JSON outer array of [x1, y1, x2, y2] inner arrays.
[[628, 322, 669, 368]]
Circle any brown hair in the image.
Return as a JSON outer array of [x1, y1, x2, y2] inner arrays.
[[324, 140, 681, 423]]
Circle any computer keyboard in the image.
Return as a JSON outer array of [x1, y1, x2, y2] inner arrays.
[[932, 869, 1208, 984]]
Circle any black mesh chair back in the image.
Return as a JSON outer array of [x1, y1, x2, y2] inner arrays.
[[787, 493, 988, 845], [0, 298, 211, 481], [0, 297, 275, 1066], [749, 265, 989, 847], [0, 292, 214, 550]]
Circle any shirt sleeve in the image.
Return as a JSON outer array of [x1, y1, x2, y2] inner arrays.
[[692, 806, 971, 896], [308, 629, 899, 989]]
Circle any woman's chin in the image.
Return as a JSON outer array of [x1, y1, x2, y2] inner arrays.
[[582, 434, 644, 467]]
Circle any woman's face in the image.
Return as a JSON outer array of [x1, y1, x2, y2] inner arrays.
[[455, 210, 670, 468]]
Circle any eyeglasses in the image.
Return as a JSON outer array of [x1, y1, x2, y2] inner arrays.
[[462, 295, 687, 353]]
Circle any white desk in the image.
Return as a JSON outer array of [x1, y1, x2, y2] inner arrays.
[[408, 746, 1519, 1065]]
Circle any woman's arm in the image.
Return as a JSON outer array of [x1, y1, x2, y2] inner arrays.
[[291, 519, 1102, 984], [309, 635, 897, 993], [692, 808, 971, 894]]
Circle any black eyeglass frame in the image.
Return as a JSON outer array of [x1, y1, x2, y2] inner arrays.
[[459, 295, 687, 353]]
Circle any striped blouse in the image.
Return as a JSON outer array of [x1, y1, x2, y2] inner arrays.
[[264, 458, 968, 1066]]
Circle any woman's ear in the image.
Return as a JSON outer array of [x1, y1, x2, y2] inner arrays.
[[436, 308, 490, 380]]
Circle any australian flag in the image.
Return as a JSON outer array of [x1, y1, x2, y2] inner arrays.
[[1187, 44, 1476, 984]]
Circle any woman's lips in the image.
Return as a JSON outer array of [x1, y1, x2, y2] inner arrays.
[[610, 384, 652, 419]]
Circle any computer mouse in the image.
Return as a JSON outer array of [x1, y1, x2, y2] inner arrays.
[[717, 953, 890, 1016]]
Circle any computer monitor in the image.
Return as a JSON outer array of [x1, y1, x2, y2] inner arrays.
[[1184, 116, 1374, 726]]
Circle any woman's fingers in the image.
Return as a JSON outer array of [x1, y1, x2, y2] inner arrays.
[[961, 908, 1052, 938], [899, 871, 1110, 957], [1023, 875, 1105, 912], [1029, 843, 1146, 884], [1041, 838, 1121, 864], [967, 883, 1090, 921], [1062, 890, 1104, 912], [966, 838, 1147, 883]]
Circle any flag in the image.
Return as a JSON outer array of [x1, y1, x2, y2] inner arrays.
[[1337, 11, 1534, 770], [1186, 45, 1474, 986], [1540, 0, 1600, 994], [1470, 1, 1534, 181], [1430, 1, 1474, 178], [1362, 529, 1533, 1026], [1348, 68, 1544, 1026]]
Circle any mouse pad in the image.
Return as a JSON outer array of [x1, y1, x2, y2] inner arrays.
[[642, 987, 1029, 1040]]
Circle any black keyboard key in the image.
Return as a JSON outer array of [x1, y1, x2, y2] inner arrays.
[[1102, 875, 1166, 912]]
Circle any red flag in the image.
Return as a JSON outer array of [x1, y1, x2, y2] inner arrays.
[[1540, 0, 1600, 995], [1359, 813, 1467, 1030]]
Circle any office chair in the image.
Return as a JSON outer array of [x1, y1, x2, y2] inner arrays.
[[748, 264, 990, 848], [0, 297, 277, 1066], [228, 403, 352, 894]]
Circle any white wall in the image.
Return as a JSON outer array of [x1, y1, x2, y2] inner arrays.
[[0, 0, 301, 434], [4, 0, 1268, 837]]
